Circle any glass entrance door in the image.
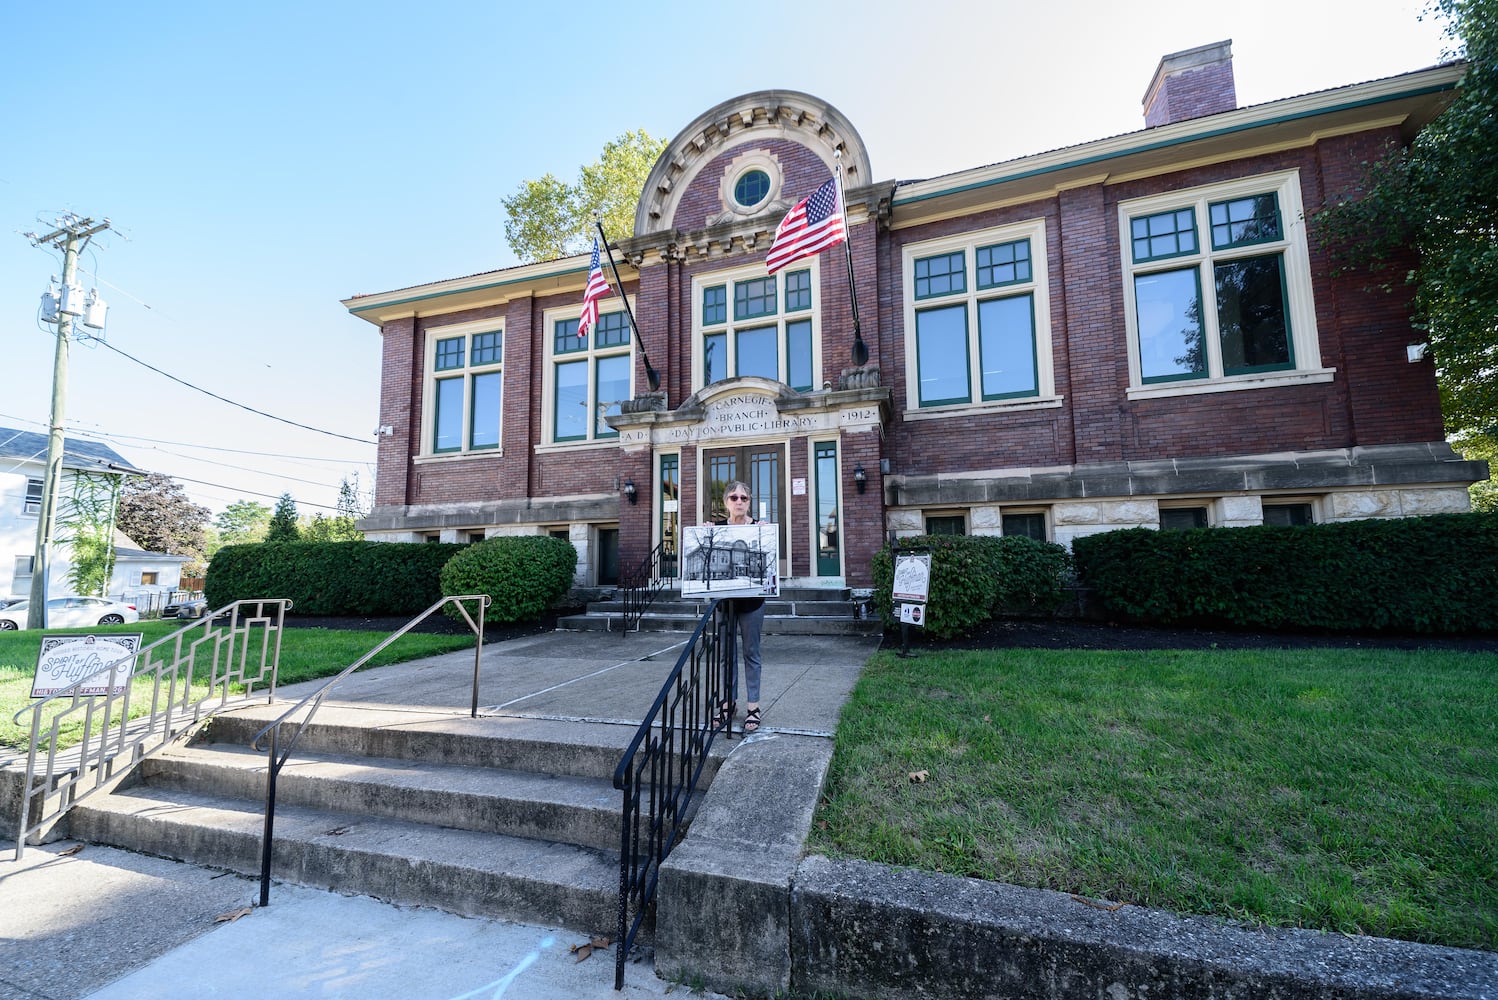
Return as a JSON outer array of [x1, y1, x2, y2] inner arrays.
[[702, 446, 786, 571]]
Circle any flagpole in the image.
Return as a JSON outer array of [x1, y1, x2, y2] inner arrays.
[[594, 219, 661, 392], [834, 151, 868, 367]]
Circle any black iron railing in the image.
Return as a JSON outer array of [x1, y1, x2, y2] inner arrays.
[[611, 599, 737, 990], [617, 540, 670, 634], [248, 595, 490, 907]]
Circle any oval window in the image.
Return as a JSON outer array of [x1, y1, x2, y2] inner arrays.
[[734, 169, 771, 208]]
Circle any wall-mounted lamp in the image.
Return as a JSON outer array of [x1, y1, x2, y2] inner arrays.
[[623, 478, 637, 505], [853, 464, 867, 494]]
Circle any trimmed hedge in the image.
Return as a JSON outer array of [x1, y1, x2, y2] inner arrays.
[[871, 534, 1074, 639], [1071, 512, 1498, 633], [440, 535, 578, 623], [205, 541, 468, 616]]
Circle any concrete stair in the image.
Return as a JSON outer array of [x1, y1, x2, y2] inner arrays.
[[560, 585, 881, 636], [64, 705, 702, 939]]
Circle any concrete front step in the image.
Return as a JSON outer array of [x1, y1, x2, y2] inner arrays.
[[60, 704, 694, 940], [67, 785, 621, 935], [203, 705, 641, 782], [142, 743, 622, 852]]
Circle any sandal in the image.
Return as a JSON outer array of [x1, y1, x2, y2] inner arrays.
[[742, 707, 762, 734], [714, 701, 734, 731]]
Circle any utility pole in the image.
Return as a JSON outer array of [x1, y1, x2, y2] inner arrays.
[[25, 214, 111, 630]]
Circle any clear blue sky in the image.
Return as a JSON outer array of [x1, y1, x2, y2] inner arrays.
[[1, 0, 1453, 517]]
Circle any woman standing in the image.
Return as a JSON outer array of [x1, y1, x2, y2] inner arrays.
[[717, 480, 765, 734]]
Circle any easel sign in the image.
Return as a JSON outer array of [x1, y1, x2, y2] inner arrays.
[[891, 550, 931, 658], [31, 633, 143, 698], [892, 552, 931, 603]]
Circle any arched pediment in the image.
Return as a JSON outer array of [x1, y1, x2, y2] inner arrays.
[[634, 90, 873, 237]]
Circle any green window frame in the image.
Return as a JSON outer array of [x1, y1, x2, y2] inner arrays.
[[550, 308, 631, 443], [1125, 177, 1303, 388], [428, 327, 503, 454], [908, 227, 1045, 409], [696, 265, 816, 391]]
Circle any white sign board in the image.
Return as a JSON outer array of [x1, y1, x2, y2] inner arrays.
[[680, 523, 780, 599], [31, 633, 143, 698], [898, 602, 926, 626], [891, 553, 932, 602]]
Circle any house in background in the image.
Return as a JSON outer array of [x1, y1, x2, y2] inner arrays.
[[0, 427, 185, 606], [345, 42, 1488, 592]]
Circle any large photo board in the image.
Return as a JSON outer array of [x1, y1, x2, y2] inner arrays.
[[680, 523, 780, 599]]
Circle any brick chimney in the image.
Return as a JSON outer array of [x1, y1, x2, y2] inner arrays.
[[1143, 40, 1237, 127]]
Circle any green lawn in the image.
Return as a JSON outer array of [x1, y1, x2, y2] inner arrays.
[[811, 645, 1498, 952], [0, 620, 478, 752]]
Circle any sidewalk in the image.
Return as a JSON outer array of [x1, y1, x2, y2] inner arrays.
[[0, 627, 879, 1000]]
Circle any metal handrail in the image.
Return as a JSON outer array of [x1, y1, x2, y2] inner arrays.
[[617, 541, 670, 634], [247, 594, 490, 907], [611, 599, 736, 990], [13, 599, 293, 860]]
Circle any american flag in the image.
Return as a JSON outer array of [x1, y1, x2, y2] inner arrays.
[[765, 178, 846, 274], [578, 238, 610, 337]]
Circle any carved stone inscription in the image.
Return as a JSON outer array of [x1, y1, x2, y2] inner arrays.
[[665, 393, 821, 444]]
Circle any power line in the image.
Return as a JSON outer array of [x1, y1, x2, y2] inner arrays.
[[0, 410, 367, 464], [91, 338, 375, 444]]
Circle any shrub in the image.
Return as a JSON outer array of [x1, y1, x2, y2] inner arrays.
[[870, 534, 1074, 639], [205, 541, 467, 615], [1072, 512, 1498, 633], [439, 535, 578, 624]]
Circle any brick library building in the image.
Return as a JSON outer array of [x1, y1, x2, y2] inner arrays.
[[344, 42, 1486, 597]]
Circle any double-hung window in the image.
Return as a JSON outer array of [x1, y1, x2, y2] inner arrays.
[[426, 321, 503, 455], [902, 219, 1053, 413], [23, 478, 43, 515], [693, 263, 817, 392], [1120, 171, 1325, 397], [550, 308, 632, 443]]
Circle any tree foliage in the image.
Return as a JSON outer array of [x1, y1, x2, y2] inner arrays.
[[501, 129, 666, 262], [214, 499, 271, 546], [60, 472, 124, 596], [115, 471, 210, 570], [1317, 0, 1498, 438], [267, 492, 300, 543]]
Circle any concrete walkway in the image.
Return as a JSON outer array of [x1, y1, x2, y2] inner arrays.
[[0, 627, 879, 1000]]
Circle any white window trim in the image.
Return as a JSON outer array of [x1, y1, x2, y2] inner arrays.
[[1118, 169, 1333, 401], [23, 477, 43, 516], [900, 218, 1058, 417], [535, 297, 635, 453], [690, 260, 823, 395], [419, 318, 504, 459]]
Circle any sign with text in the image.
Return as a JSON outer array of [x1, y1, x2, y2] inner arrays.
[[891, 553, 931, 602], [31, 633, 144, 698], [680, 523, 781, 599], [898, 602, 926, 626]]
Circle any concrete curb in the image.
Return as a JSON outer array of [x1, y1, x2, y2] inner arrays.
[[655, 731, 834, 996], [788, 857, 1498, 999]]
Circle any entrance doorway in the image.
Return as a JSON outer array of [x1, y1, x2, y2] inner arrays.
[[702, 445, 786, 570]]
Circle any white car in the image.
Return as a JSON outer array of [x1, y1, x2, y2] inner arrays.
[[0, 597, 141, 631]]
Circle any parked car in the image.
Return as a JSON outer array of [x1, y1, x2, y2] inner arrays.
[[162, 596, 209, 619], [0, 597, 141, 631]]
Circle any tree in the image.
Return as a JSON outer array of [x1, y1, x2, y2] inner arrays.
[[501, 129, 667, 262], [215, 500, 271, 546], [1317, 0, 1498, 439], [116, 472, 211, 572], [267, 493, 300, 542], [60, 472, 125, 596]]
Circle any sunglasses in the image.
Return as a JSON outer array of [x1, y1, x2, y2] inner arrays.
[[726, 494, 750, 501]]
